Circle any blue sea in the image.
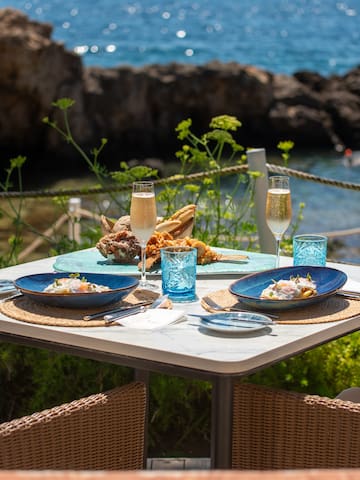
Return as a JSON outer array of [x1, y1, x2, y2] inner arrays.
[[4, 0, 360, 75], [3, 0, 360, 261]]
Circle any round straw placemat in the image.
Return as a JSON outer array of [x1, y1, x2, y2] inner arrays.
[[201, 289, 360, 324], [0, 289, 171, 327]]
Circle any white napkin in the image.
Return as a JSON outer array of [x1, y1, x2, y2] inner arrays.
[[114, 309, 186, 329], [343, 279, 360, 293]]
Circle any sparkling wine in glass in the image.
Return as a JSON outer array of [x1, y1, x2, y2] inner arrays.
[[130, 181, 158, 290], [265, 175, 292, 268]]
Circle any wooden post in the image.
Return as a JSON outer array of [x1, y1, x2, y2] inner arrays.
[[68, 197, 81, 243], [18, 214, 68, 262], [247, 148, 275, 253]]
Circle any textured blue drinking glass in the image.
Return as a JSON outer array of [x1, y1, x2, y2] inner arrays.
[[293, 235, 327, 266], [160, 246, 197, 302]]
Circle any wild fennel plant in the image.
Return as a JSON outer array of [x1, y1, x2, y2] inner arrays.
[[157, 115, 257, 248], [43, 98, 157, 216], [0, 156, 27, 267], [44, 101, 259, 249]]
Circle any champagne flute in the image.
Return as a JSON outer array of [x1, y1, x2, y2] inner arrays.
[[130, 181, 158, 290], [265, 175, 292, 268]]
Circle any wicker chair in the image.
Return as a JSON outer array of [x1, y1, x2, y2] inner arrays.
[[0, 381, 146, 470], [232, 383, 360, 470]]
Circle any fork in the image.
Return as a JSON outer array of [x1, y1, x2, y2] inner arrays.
[[202, 296, 279, 319]]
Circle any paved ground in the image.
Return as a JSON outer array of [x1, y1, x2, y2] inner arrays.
[[147, 458, 211, 470]]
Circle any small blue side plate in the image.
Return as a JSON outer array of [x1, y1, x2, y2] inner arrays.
[[14, 272, 139, 309], [229, 266, 347, 311], [192, 312, 274, 333]]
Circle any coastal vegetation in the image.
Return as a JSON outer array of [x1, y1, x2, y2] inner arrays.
[[0, 100, 359, 457]]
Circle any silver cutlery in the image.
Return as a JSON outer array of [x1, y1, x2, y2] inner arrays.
[[337, 290, 360, 300], [83, 300, 153, 321], [202, 296, 279, 319], [0, 289, 22, 301], [105, 305, 147, 324], [104, 295, 168, 323], [0, 279, 17, 294]]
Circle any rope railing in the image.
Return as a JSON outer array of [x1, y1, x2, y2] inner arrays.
[[4, 160, 358, 261], [266, 164, 360, 191], [0, 163, 359, 199]]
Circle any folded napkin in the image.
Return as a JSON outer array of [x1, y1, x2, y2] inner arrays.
[[113, 309, 186, 329], [343, 279, 360, 293]]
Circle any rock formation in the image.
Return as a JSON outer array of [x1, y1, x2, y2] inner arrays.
[[1, 7, 360, 173]]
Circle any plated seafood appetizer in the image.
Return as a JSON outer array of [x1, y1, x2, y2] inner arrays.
[[44, 274, 111, 294], [260, 274, 317, 300]]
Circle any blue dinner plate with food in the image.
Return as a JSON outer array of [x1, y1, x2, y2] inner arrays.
[[14, 272, 139, 308], [229, 266, 347, 311]]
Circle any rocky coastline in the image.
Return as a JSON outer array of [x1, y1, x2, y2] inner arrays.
[[1, 7, 360, 173]]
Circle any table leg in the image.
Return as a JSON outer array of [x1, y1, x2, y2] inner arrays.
[[211, 375, 233, 469], [134, 369, 150, 469]]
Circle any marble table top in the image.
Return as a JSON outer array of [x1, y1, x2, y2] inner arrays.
[[0, 253, 359, 377]]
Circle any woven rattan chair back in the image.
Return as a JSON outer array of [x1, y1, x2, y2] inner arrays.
[[232, 383, 360, 469], [0, 381, 146, 470]]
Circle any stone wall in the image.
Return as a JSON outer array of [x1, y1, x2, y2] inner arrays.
[[1, 7, 360, 171]]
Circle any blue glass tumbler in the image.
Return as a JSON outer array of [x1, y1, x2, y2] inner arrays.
[[293, 234, 327, 266], [160, 246, 197, 302]]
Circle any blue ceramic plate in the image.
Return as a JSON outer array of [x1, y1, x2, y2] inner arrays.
[[14, 272, 139, 309], [191, 312, 274, 333], [229, 266, 347, 311], [53, 247, 276, 276]]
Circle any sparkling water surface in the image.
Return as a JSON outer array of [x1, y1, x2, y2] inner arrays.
[[4, 0, 360, 75]]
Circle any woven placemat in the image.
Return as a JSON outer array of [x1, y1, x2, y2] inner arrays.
[[0, 290, 170, 327], [201, 289, 360, 324]]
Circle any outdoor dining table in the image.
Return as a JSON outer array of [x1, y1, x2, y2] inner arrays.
[[0, 251, 359, 469]]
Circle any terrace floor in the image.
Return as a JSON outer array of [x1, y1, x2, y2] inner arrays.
[[147, 458, 211, 470]]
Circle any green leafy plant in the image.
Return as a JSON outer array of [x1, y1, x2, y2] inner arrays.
[[43, 98, 157, 216], [43, 102, 299, 254], [43, 98, 109, 185], [157, 115, 258, 248], [0, 156, 27, 266], [277, 140, 294, 166]]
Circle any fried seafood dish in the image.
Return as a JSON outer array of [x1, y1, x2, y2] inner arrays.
[[96, 203, 248, 270], [96, 204, 196, 265], [144, 231, 219, 270], [96, 229, 141, 264], [154, 204, 196, 239]]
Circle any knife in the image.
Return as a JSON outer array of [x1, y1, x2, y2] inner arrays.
[[83, 300, 153, 321], [337, 290, 360, 299], [104, 295, 168, 323], [104, 305, 147, 324]]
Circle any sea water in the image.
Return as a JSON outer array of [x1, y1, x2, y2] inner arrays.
[[5, 0, 360, 75]]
